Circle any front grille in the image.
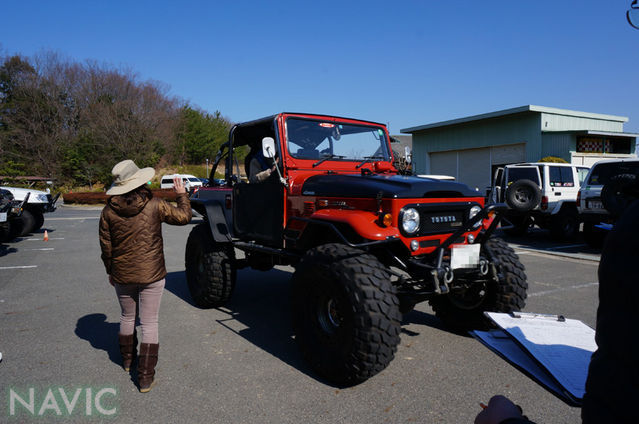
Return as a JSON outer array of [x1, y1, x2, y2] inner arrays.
[[419, 209, 465, 234], [400, 202, 476, 237]]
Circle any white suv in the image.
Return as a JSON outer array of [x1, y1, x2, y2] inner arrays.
[[160, 174, 203, 192], [488, 162, 590, 239], [0, 186, 59, 236], [577, 158, 639, 245]]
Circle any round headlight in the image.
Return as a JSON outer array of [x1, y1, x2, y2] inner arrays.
[[402, 208, 420, 234], [469, 205, 482, 228]]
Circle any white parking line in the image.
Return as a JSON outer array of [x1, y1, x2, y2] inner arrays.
[[26, 248, 55, 251], [0, 266, 38, 270], [528, 282, 598, 297], [24, 238, 64, 241]]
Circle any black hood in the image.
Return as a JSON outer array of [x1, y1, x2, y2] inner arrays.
[[301, 174, 480, 199]]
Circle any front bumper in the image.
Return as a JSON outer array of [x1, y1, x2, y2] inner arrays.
[[401, 203, 507, 294]]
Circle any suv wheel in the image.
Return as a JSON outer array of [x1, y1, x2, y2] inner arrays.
[[503, 214, 532, 236], [185, 223, 236, 308], [549, 209, 578, 240], [32, 210, 45, 232], [291, 243, 401, 386], [429, 237, 527, 331], [505, 180, 542, 212], [17, 209, 36, 236]]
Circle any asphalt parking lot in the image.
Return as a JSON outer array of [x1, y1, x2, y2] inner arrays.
[[0, 206, 600, 423]]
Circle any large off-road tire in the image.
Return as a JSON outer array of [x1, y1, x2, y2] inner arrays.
[[429, 237, 527, 331], [291, 243, 401, 386], [549, 208, 578, 240], [601, 174, 638, 217], [185, 223, 236, 308], [32, 209, 45, 232], [17, 209, 36, 236], [505, 180, 542, 212]]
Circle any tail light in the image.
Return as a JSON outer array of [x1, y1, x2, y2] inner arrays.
[[541, 196, 548, 211], [576, 191, 581, 207]]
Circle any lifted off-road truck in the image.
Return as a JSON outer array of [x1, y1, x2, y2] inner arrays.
[[186, 113, 528, 385]]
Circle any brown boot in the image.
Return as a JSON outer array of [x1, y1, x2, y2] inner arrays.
[[118, 332, 137, 372], [138, 343, 159, 393]]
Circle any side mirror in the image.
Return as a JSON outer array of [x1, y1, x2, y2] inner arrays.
[[629, 0, 639, 29], [262, 137, 276, 159]]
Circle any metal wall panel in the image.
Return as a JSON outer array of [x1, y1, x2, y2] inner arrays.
[[541, 133, 576, 161], [540, 113, 624, 132]]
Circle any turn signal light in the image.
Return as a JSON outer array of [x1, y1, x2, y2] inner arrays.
[[382, 213, 393, 227]]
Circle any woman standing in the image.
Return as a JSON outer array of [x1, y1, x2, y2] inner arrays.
[[99, 160, 192, 392]]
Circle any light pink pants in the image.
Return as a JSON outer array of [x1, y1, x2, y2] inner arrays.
[[114, 279, 165, 344]]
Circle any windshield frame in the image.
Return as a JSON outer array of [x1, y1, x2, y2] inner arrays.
[[283, 116, 392, 166]]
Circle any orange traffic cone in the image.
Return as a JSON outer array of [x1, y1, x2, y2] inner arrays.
[[43, 230, 49, 242]]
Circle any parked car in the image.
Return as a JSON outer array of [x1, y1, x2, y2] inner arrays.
[[0, 186, 58, 236], [0, 189, 29, 241], [186, 112, 528, 386], [487, 162, 590, 239], [577, 158, 639, 246], [160, 174, 203, 192]]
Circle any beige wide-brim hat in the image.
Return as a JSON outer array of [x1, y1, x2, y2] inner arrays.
[[106, 160, 155, 196]]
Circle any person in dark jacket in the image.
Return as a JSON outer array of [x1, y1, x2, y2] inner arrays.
[[582, 198, 639, 423], [99, 159, 192, 393], [477, 198, 639, 424]]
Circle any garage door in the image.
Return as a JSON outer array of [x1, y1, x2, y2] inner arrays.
[[429, 143, 525, 191], [459, 148, 491, 190], [491, 143, 525, 165]]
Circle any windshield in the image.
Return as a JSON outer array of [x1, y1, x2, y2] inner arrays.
[[285, 118, 391, 162], [588, 162, 639, 185]]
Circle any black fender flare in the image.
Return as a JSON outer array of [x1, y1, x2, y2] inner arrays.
[[194, 198, 233, 243]]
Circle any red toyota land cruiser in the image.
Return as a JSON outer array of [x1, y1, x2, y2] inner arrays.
[[186, 113, 527, 385]]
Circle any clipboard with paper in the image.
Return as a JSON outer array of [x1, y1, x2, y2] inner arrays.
[[471, 312, 597, 407]]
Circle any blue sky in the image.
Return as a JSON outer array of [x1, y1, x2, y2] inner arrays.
[[2, 1, 638, 134]]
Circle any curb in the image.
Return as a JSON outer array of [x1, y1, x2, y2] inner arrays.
[[513, 246, 600, 263]]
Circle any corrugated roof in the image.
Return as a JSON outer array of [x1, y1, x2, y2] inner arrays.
[[401, 105, 629, 134]]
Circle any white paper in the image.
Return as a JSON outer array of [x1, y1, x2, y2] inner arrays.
[[0, 212, 7, 222], [485, 312, 596, 399]]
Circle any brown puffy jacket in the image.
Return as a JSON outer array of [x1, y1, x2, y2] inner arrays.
[[99, 192, 192, 284]]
